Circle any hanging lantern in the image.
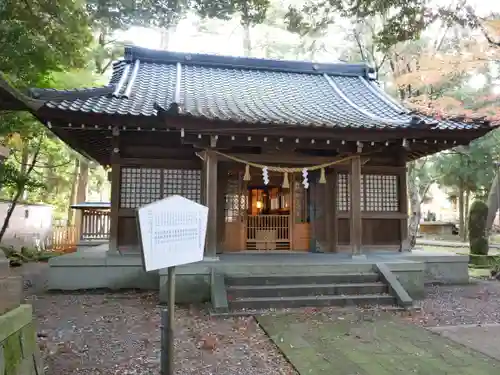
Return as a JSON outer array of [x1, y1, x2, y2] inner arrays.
[[319, 168, 326, 184], [282, 172, 290, 189], [243, 164, 251, 181]]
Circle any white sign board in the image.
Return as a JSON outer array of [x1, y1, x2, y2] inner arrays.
[[137, 195, 208, 272]]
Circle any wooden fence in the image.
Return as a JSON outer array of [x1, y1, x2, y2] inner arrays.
[[80, 209, 111, 241], [44, 226, 79, 253]]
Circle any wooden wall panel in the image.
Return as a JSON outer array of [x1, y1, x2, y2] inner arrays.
[[362, 219, 401, 245], [338, 219, 350, 245], [292, 223, 310, 251], [337, 218, 400, 247], [223, 222, 245, 251], [117, 216, 139, 250]]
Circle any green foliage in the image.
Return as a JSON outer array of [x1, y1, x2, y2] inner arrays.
[[284, 0, 475, 51], [194, 0, 271, 26], [0, 0, 92, 85], [87, 0, 197, 72], [468, 200, 489, 260], [433, 133, 500, 199]]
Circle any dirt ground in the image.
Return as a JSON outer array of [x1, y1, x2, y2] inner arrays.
[[12, 262, 500, 374]]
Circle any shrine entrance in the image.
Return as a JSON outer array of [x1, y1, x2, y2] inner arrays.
[[246, 185, 291, 251]]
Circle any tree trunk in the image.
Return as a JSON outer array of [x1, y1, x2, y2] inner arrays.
[[242, 23, 252, 57], [159, 23, 178, 50], [20, 145, 29, 201], [0, 138, 43, 242], [41, 153, 55, 202], [67, 158, 80, 226], [407, 164, 421, 248], [486, 172, 499, 232], [464, 188, 470, 241], [458, 184, 466, 241]]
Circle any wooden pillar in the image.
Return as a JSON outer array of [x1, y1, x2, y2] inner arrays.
[[350, 156, 362, 256], [205, 150, 218, 258], [325, 170, 333, 252], [399, 163, 409, 251], [330, 170, 338, 252], [216, 163, 227, 253], [109, 128, 121, 254]]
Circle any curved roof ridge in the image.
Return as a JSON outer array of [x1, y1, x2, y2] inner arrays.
[[123, 45, 375, 78], [357, 77, 410, 114], [323, 74, 410, 127]]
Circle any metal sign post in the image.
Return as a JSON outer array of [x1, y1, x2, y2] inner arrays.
[[161, 266, 176, 375], [135, 195, 208, 375]]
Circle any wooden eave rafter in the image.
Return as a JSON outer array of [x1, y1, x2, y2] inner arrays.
[[38, 121, 494, 172], [39, 108, 492, 144]]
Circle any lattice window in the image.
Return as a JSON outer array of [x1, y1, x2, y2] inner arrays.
[[120, 167, 201, 208], [364, 174, 399, 211], [163, 169, 201, 203], [336, 173, 350, 211], [336, 173, 399, 212], [224, 179, 247, 223], [120, 167, 162, 208]]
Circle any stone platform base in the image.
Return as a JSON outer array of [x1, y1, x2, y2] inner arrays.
[[48, 251, 158, 291], [47, 248, 469, 305]]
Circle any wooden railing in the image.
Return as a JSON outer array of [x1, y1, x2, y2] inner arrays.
[[81, 209, 110, 241], [246, 215, 291, 250]]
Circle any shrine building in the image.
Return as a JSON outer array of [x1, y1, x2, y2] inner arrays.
[[0, 46, 493, 309]]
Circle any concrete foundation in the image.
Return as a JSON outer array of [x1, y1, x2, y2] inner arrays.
[[47, 247, 469, 304]]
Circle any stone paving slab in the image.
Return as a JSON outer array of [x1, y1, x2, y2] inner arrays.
[[256, 312, 500, 375], [429, 324, 500, 361]]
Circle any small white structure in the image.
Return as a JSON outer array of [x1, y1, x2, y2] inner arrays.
[[0, 200, 53, 248], [137, 195, 208, 272]]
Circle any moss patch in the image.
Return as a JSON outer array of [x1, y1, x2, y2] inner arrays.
[[257, 312, 500, 375], [3, 330, 23, 375], [20, 323, 36, 357], [0, 305, 32, 343]]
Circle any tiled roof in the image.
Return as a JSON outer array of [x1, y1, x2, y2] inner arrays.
[[30, 46, 488, 130]]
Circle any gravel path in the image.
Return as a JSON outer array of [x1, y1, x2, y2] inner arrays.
[[30, 292, 295, 375], [16, 263, 295, 375], [12, 261, 500, 373], [409, 281, 500, 326]]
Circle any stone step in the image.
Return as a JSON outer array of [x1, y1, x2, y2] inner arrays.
[[227, 282, 387, 299], [230, 294, 396, 310], [226, 273, 380, 286]]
